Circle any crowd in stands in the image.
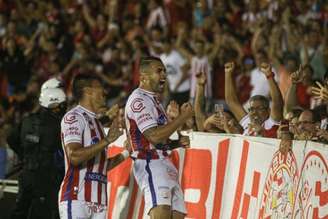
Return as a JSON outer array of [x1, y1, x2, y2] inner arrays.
[[0, 0, 328, 176]]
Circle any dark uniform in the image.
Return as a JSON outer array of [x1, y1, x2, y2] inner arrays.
[[7, 108, 64, 219]]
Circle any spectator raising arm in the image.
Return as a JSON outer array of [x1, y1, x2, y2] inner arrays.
[[285, 65, 303, 115], [224, 62, 247, 121], [194, 72, 207, 131], [260, 62, 284, 121]]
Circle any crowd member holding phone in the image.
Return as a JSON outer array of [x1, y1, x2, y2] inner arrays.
[[194, 71, 242, 134]]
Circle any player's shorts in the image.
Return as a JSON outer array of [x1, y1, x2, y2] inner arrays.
[[133, 157, 187, 215], [59, 200, 107, 219]]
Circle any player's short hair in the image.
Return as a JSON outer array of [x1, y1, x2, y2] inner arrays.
[[249, 95, 270, 109], [139, 56, 163, 74], [72, 74, 101, 101]]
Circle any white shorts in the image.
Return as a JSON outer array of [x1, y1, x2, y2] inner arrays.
[[133, 157, 187, 215], [59, 200, 107, 219]]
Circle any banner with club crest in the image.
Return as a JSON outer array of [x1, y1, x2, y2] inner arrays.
[[107, 132, 328, 219]]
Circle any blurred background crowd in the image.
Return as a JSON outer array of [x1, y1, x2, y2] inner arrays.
[[0, 0, 328, 178]]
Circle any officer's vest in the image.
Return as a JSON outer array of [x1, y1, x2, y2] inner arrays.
[[20, 110, 62, 172]]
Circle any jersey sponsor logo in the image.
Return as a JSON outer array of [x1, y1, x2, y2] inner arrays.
[[131, 98, 146, 113], [64, 128, 81, 137], [64, 122, 81, 137], [64, 114, 78, 124], [137, 113, 153, 125], [85, 172, 107, 184]]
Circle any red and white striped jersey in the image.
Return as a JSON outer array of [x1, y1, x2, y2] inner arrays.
[[59, 105, 108, 205], [125, 88, 169, 158]]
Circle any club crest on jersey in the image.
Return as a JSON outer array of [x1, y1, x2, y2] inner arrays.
[[64, 114, 77, 124], [131, 98, 146, 113]]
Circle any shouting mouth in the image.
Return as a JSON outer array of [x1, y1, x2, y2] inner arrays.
[[159, 79, 166, 88]]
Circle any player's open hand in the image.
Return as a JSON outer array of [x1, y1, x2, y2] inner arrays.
[[166, 101, 180, 121]]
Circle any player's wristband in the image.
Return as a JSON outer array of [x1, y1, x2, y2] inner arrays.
[[121, 150, 130, 159], [266, 72, 274, 79]]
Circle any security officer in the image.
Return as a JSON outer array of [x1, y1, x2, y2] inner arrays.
[[7, 87, 67, 219]]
